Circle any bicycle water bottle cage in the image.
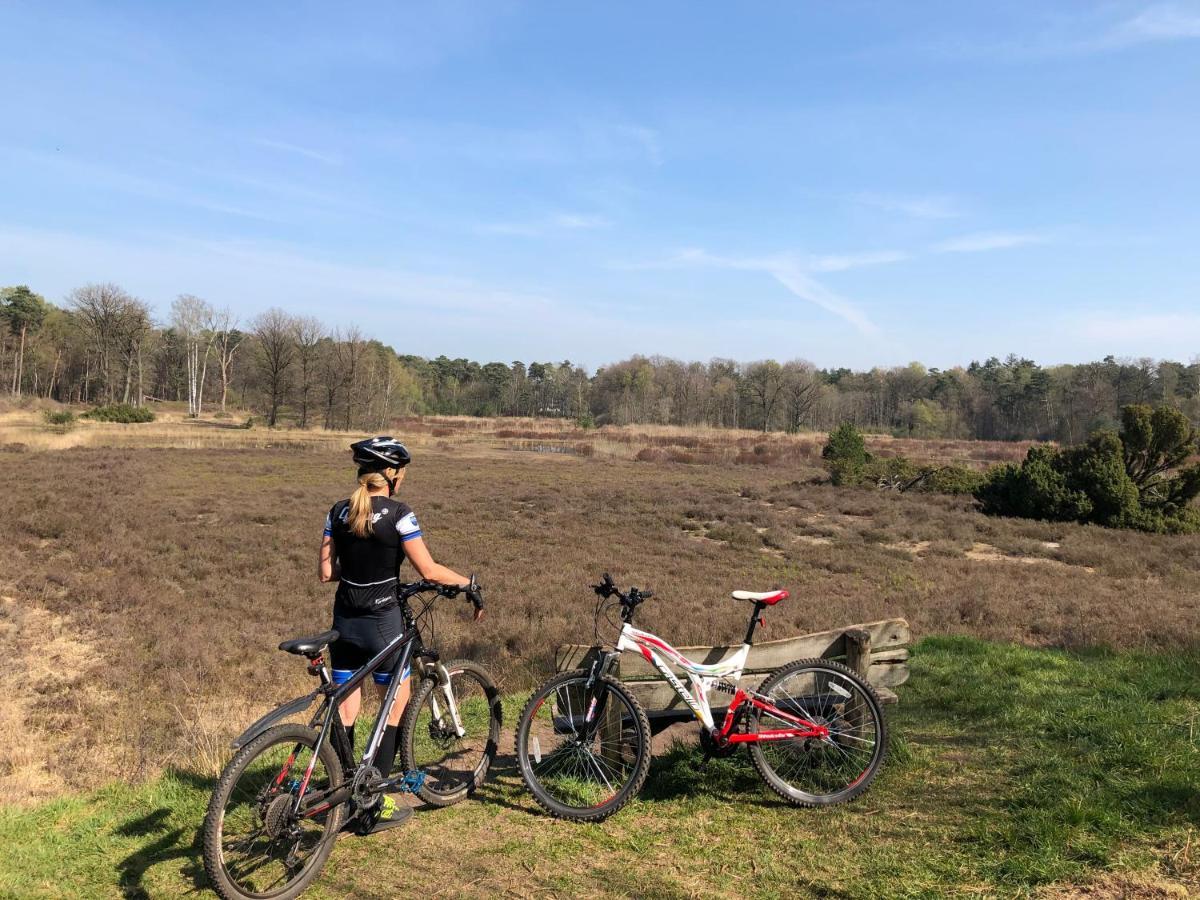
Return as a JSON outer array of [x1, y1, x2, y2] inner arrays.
[[395, 770, 427, 794]]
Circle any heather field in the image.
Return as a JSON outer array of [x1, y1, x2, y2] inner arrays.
[[2, 418, 1200, 897]]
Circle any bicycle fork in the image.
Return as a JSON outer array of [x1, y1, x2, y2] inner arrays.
[[579, 651, 621, 742], [429, 663, 466, 739]]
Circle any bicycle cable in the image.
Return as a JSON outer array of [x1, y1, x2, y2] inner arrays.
[[592, 592, 623, 648]]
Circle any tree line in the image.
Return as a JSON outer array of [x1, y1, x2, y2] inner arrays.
[[2, 282, 1198, 440]]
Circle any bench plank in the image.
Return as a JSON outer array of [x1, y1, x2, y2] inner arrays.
[[556, 618, 910, 723], [558, 618, 910, 681]]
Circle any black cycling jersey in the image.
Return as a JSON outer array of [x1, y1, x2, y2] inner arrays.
[[324, 495, 422, 612]]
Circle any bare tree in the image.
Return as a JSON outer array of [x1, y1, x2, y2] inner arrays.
[[252, 308, 297, 426], [318, 332, 345, 430], [743, 360, 787, 432], [114, 298, 152, 405], [782, 360, 821, 433], [340, 325, 366, 430], [291, 316, 325, 429], [171, 294, 215, 417], [67, 283, 145, 404], [211, 307, 244, 413]]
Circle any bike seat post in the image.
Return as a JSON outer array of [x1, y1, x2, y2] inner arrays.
[[743, 601, 766, 646], [307, 652, 333, 686]]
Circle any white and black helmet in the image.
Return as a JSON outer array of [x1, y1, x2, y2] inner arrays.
[[350, 436, 411, 471]]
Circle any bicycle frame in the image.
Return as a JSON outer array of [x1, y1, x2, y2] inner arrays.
[[611, 620, 830, 744], [284, 604, 467, 818]]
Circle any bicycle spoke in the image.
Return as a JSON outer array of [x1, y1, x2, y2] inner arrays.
[[214, 735, 336, 896], [752, 664, 883, 803], [521, 675, 646, 813]]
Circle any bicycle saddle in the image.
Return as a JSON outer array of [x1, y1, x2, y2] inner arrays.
[[279, 629, 340, 656], [730, 589, 789, 606]]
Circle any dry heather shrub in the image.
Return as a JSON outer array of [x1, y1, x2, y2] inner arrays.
[[2, 442, 1200, 794]]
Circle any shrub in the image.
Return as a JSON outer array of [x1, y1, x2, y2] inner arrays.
[[863, 455, 920, 489], [576, 412, 596, 430], [975, 406, 1200, 533], [822, 422, 869, 485], [634, 447, 667, 463], [41, 409, 77, 428], [82, 403, 155, 423], [918, 464, 987, 495]]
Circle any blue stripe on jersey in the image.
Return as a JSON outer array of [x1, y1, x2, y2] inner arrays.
[[334, 666, 411, 686], [400, 530, 422, 542], [372, 664, 411, 685]]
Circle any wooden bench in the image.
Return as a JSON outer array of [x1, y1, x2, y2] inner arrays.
[[556, 618, 910, 733]]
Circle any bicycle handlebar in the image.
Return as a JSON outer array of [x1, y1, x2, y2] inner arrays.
[[592, 573, 652, 608], [399, 575, 484, 612]]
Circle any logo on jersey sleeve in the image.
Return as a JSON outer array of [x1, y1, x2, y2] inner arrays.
[[397, 511, 422, 542]]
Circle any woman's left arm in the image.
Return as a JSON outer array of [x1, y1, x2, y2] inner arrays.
[[404, 536, 469, 587]]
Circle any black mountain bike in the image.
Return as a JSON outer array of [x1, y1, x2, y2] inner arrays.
[[202, 578, 501, 900]]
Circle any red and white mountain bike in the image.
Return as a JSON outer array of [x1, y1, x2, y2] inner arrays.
[[515, 574, 887, 821]]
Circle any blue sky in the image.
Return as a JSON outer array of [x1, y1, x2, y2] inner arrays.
[[2, 1, 1198, 370]]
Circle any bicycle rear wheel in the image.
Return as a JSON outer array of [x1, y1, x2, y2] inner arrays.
[[748, 659, 887, 806], [203, 723, 344, 900], [515, 669, 651, 822], [398, 659, 501, 806]]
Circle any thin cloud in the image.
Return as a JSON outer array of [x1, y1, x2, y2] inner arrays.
[[608, 123, 663, 166], [252, 138, 341, 166], [930, 4, 1200, 60], [477, 212, 611, 237], [932, 232, 1048, 253], [810, 250, 909, 272], [627, 248, 882, 338], [1101, 4, 1200, 48], [1081, 312, 1200, 343], [851, 192, 961, 220]]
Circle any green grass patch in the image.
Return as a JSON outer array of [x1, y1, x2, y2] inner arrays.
[[3, 638, 1199, 897]]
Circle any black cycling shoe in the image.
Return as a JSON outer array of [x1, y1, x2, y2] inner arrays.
[[359, 796, 412, 835]]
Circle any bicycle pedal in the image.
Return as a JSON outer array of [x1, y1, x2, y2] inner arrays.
[[394, 770, 426, 794]]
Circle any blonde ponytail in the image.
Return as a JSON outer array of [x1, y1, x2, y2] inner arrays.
[[347, 470, 392, 537]]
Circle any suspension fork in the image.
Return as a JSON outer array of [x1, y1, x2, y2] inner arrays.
[[579, 650, 620, 741], [429, 662, 466, 738]]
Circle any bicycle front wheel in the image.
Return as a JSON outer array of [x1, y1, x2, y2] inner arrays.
[[202, 723, 344, 900], [398, 659, 501, 807], [748, 659, 887, 806], [515, 669, 651, 822]]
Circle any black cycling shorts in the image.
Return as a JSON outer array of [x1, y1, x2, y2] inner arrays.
[[329, 603, 411, 686]]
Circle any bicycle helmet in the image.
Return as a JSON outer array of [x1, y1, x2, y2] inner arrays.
[[350, 436, 411, 470]]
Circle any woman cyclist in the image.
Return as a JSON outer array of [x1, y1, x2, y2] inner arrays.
[[318, 435, 479, 832]]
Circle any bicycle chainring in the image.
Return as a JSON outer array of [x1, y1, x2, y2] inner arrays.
[[699, 727, 739, 758], [351, 766, 383, 811]]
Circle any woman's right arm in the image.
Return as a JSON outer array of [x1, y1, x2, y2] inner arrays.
[[318, 510, 338, 583], [318, 535, 338, 582]]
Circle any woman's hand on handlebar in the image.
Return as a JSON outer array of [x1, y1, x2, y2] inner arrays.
[[465, 574, 485, 621], [418, 575, 484, 620]]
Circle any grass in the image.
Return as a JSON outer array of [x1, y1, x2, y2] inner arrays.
[[2, 638, 1198, 898]]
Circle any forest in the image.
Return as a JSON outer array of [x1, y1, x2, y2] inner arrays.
[[3, 282, 1198, 440]]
